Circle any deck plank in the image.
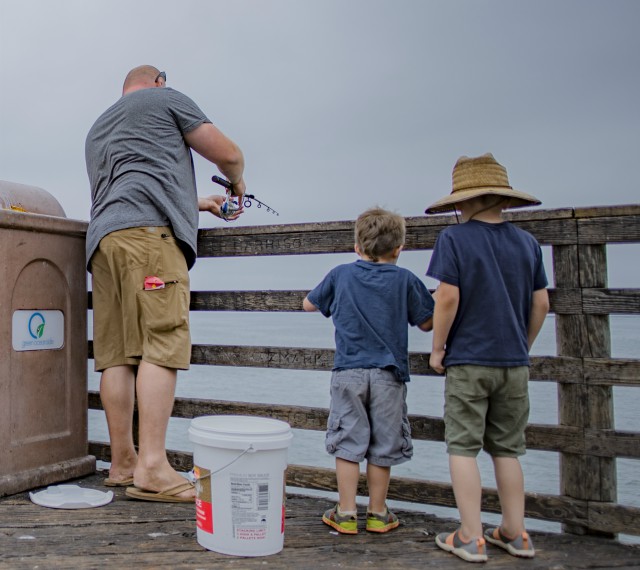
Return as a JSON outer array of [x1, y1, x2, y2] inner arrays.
[[0, 472, 638, 569]]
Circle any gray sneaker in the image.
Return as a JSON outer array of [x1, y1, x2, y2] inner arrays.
[[484, 527, 535, 558], [435, 530, 488, 563], [322, 504, 358, 534], [366, 508, 399, 533]]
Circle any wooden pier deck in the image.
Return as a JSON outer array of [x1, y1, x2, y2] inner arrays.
[[1, 471, 638, 570]]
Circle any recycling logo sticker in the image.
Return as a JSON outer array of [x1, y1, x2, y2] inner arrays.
[[12, 310, 64, 351]]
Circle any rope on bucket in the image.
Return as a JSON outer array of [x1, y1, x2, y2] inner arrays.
[[189, 444, 256, 483]]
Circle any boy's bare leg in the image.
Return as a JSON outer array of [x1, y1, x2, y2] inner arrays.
[[492, 456, 526, 537], [450, 455, 484, 539], [367, 463, 391, 513], [100, 365, 138, 482], [336, 458, 360, 512], [133, 361, 194, 499]]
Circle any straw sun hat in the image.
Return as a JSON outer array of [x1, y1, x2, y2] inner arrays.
[[425, 153, 541, 214]]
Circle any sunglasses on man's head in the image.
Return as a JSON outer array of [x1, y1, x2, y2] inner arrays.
[[155, 71, 166, 83]]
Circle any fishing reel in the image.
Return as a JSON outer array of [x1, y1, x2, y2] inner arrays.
[[211, 175, 280, 221]]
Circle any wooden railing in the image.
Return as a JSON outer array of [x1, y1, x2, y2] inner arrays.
[[88, 205, 640, 537]]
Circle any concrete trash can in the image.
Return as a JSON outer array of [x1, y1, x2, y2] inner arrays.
[[0, 180, 94, 497]]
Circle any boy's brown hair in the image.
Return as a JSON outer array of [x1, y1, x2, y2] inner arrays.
[[355, 207, 405, 262]]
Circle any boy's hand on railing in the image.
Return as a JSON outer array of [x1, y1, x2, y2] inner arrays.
[[429, 349, 446, 375], [198, 194, 245, 221]]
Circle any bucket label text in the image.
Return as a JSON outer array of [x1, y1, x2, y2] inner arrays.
[[231, 473, 270, 539]]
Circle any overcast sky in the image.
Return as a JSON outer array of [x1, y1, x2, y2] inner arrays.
[[1, 0, 638, 288]]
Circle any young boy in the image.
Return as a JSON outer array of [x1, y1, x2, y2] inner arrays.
[[425, 153, 549, 562], [303, 207, 434, 534]]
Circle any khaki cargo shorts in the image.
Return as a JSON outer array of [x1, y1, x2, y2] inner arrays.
[[91, 227, 191, 372], [443, 365, 530, 458]]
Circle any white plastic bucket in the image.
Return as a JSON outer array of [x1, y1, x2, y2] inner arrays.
[[188, 415, 293, 556]]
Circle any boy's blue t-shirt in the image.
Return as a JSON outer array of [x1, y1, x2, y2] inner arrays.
[[427, 220, 548, 367], [307, 260, 434, 382]]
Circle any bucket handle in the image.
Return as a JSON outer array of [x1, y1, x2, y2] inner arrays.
[[190, 444, 255, 483]]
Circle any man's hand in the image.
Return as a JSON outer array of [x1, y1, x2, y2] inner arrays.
[[231, 178, 246, 199], [198, 194, 244, 221], [429, 348, 446, 374]]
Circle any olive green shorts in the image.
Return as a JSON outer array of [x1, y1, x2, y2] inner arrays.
[[91, 227, 191, 372], [443, 365, 530, 458]]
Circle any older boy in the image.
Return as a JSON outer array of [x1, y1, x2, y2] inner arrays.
[[304, 207, 434, 534], [426, 154, 549, 562]]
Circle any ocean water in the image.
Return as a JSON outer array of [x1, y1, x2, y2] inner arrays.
[[88, 312, 639, 543]]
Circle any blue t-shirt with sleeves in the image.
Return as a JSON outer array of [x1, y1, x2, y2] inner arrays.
[[307, 260, 434, 382], [427, 220, 548, 367]]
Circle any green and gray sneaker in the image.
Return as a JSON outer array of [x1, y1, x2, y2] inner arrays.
[[484, 527, 535, 558], [322, 504, 358, 534], [366, 508, 400, 533]]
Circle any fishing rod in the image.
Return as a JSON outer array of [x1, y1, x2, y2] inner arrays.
[[211, 175, 280, 220]]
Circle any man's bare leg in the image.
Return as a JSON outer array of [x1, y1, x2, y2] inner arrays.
[[132, 360, 194, 499], [100, 365, 137, 483]]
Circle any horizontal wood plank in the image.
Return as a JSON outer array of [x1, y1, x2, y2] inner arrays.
[[87, 393, 639, 458], [588, 502, 640, 536], [190, 344, 336, 370], [206, 288, 636, 315], [285, 464, 591, 529], [91, 287, 640, 315], [584, 429, 640, 459], [584, 358, 640, 386], [89, 342, 638, 389], [189, 288, 635, 315], [573, 204, 640, 218], [578, 215, 640, 244], [549, 288, 582, 314], [190, 290, 309, 312], [582, 288, 640, 314], [88, 442, 640, 534], [195, 215, 580, 258], [189, 344, 587, 382]]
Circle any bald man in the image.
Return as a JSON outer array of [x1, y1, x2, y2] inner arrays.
[[85, 65, 246, 502]]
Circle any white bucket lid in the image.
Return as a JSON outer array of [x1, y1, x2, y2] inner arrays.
[[29, 485, 113, 509], [188, 415, 293, 451]]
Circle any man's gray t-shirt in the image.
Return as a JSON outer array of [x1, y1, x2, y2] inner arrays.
[[85, 87, 210, 270]]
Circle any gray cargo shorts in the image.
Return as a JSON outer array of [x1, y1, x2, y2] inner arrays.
[[325, 368, 413, 467]]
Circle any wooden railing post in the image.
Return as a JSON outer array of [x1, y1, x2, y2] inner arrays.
[[554, 241, 616, 536]]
